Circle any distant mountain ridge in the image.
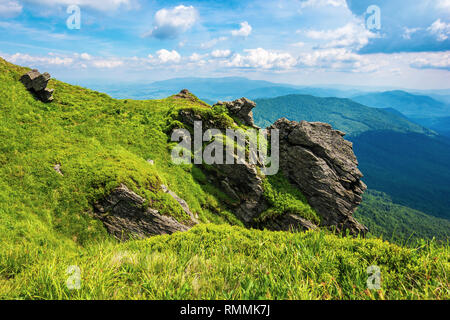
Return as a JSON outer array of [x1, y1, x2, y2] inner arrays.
[[352, 90, 450, 118], [253, 94, 433, 136], [85, 77, 369, 101]]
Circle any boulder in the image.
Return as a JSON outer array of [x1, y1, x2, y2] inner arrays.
[[213, 98, 257, 127], [20, 70, 54, 102], [268, 118, 368, 235], [93, 184, 194, 241]]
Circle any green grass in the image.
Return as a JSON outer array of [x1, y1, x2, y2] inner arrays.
[[1, 224, 448, 300], [0, 57, 449, 300], [258, 173, 320, 224]]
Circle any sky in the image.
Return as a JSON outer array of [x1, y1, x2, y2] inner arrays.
[[0, 0, 449, 89]]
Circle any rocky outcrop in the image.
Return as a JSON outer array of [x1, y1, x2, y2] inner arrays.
[[20, 69, 54, 102], [173, 89, 209, 107], [213, 98, 257, 127], [268, 118, 367, 235], [174, 93, 367, 235], [93, 184, 194, 241]]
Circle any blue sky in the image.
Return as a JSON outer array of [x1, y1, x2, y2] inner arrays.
[[0, 0, 449, 89]]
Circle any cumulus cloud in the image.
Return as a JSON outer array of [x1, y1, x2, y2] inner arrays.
[[145, 5, 198, 39], [0, 0, 22, 17], [91, 59, 123, 68], [80, 53, 92, 60], [200, 36, 228, 49], [156, 49, 181, 63], [211, 49, 232, 58], [297, 48, 379, 72], [427, 19, 450, 41], [302, 21, 378, 50], [6, 53, 74, 66], [2, 52, 130, 69], [23, 0, 136, 11], [231, 21, 252, 37], [410, 51, 450, 70], [227, 48, 296, 69]]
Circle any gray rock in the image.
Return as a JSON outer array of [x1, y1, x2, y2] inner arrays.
[[93, 184, 192, 241], [53, 163, 63, 176], [20, 70, 54, 103], [213, 97, 257, 127], [268, 118, 368, 235]]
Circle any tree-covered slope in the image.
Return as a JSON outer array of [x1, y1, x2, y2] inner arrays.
[[253, 94, 432, 136], [0, 58, 448, 300], [355, 190, 450, 243], [349, 131, 450, 219]]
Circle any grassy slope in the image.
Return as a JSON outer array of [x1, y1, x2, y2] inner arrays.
[[0, 58, 449, 299]]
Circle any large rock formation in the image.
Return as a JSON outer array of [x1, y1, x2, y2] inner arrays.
[[268, 118, 368, 234], [213, 98, 257, 127], [175, 92, 367, 235], [93, 184, 196, 241], [20, 69, 54, 102], [94, 91, 367, 241]]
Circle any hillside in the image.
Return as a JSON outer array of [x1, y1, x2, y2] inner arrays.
[[253, 94, 432, 136], [0, 58, 448, 300], [355, 190, 450, 243]]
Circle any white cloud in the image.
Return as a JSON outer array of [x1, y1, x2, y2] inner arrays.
[[0, 0, 22, 17], [6, 53, 74, 66], [211, 49, 232, 58], [427, 19, 450, 41], [80, 53, 92, 60], [200, 36, 228, 49], [302, 21, 378, 50], [436, 0, 450, 11], [23, 0, 136, 11], [231, 21, 252, 37], [227, 48, 296, 69], [91, 59, 123, 68], [410, 51, 450, 70], [156, 49, 181, 63], [291, 41, 305, 47], [297, 48, 380, 72], [402, 27, 421, 40], [146, 5, 198, 39], [2, 52, 130, 69], [189, 52, 209, 62], [299, 0, 347, 10]]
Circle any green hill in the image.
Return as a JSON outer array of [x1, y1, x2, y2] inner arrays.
[[0, 58, 448, 300], [253, 94, 432, 137]]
